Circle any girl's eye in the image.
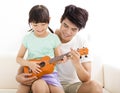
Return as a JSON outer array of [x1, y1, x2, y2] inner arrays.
[[32, 23, 46, 27], [33, 24, 37, 26], [41, 23, 46, 26]]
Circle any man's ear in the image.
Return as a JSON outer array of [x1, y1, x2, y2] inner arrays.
[[60, 17, 62, 23]]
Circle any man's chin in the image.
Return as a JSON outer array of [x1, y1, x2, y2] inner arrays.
[[62, 38, 71, 43]]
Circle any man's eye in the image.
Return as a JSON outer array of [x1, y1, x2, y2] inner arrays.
[[72, 29, 77, 32], [64, 24, 68, 28]]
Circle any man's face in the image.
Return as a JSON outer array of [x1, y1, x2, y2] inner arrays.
[[60, 18, 79, 43]]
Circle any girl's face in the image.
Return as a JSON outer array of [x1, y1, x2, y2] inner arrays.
[[30, 22, 49, 37]]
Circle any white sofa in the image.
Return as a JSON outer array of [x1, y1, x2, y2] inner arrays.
[[0, 54, 120, 93], [91, 56, 120, 93]]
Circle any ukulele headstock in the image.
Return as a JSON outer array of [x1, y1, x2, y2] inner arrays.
[[77, 47, 88, 58]]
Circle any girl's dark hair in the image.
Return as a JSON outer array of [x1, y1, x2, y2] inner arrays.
[[61, 5, 88, 30], [29, 5, 49, 24], [28, 5, 54, 33]]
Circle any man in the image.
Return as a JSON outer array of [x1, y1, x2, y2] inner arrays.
[[16, 4, 103, 93]]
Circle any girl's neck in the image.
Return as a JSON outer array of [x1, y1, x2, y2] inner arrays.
[[34, 31, 49, 38]]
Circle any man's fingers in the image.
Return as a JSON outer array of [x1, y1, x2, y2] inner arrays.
[[27, 76, 37, 80], [24, 76, 37, 85], [23, 73, 37, 82], [24, 73, 32, 77]]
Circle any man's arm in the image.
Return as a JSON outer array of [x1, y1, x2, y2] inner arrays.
[[16, 66, 38, 86], [75, 62, 91, 82], [70, 49, 91, 82]]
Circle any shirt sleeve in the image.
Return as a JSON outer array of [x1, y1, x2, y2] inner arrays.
[[53, 34, 61, 48], [22, 35, 28, 48]]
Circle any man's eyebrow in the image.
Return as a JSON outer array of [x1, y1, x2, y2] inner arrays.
[[63, 22, 78, 30], [63, 22, 67, 25], [72, 27, 78, 30]]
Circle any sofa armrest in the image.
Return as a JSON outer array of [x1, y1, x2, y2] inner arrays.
[[103, 64, 120, 93]]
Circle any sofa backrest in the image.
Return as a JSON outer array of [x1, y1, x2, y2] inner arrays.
[[0, 54, 19, 89], [91, 56, 104, 87]]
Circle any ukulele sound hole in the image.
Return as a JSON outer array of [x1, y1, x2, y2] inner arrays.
[[28, 68, 32, 73], [39, 62, 45, 67]]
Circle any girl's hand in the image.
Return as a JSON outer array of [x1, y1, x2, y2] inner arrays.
[[57, 56, 67, 64], [29, 62, 42, 74], [61, 56, 67, 63]]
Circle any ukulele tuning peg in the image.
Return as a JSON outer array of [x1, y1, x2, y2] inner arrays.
[[85, 55, 88, 57]]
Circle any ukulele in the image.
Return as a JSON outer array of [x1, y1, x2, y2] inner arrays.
[[24, 47, 88, 78]]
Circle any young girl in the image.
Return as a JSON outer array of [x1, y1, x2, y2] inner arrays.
[[16, 5, 65, 93]]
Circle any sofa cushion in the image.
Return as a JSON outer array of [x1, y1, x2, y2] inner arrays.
[[0, 89, 17, 93], [103, 88, 111, 93]]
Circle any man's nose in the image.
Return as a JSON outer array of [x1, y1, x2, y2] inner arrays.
[[67, 28, 72, 34]]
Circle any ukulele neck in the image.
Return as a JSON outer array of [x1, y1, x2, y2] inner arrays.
[[49, 52, 70, 63]]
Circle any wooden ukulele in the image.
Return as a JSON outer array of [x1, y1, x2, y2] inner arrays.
[[24, 47, 88, 78]]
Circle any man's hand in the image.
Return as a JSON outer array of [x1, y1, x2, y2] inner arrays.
[[70, 48, 80, 65], [16, 73, 38, 86]]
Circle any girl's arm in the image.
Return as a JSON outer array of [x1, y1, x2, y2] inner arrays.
[[54, 45, 61, 57], [16, 44, 41, 74], [54, 45, 67, 63], [16, 44, 30, 66]]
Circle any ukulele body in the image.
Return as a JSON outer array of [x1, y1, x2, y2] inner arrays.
[[24, 56, 55, 78]]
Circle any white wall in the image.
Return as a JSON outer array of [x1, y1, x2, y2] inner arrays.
[[88, 0, 120, 67], [0, 0, 120, 67]]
